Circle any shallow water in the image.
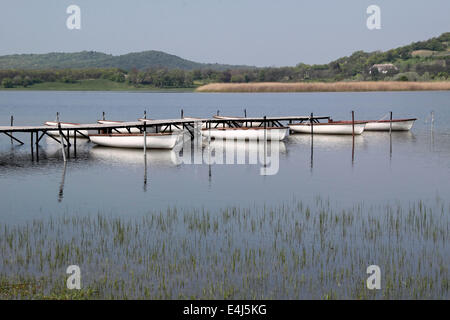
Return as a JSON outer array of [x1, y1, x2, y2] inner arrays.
[[1, 91, 449, 223], [0, 91, 449, 299]]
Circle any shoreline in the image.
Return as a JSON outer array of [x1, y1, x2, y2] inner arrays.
[[196, 81, 450, 93]]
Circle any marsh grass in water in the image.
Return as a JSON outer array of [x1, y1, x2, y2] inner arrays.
[[0, 197, 448, 299]]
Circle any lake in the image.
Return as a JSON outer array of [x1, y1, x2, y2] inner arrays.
[[0, 91, 449, 299]]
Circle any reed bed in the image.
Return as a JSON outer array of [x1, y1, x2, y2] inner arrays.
[[196, 81, 450, 93], [0, 198, 448, 299]]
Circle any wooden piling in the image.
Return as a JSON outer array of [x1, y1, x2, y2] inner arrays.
[[30, 132, 34, 161], [143, 111, 147, 154], [389, 111, 393, 135], [352, 111, 355, 137], [73, 130, 77, 157], [10, 115, 13, 144], [56, 113, 67, 162], [35, 131, 39, 161], [181, 109, 184, 119]]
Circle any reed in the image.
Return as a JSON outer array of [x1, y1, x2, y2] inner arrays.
[[196, 81, 450, 93], [0, 198, 448, 299]]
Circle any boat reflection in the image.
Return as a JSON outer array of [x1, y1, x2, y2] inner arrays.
[[89, 146, 181, 167]]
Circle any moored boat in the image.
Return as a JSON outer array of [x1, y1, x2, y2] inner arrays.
[[44, 121, 90, 137], [289, 121, 366, 135], [363, 118, 417, 131], [89, 133, 179, 149], [202, 127, 289, 141]]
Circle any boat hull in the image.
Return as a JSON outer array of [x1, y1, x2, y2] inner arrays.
[[289, 123, 365, 135], [89, 133, 179, 149], [364, 119, 416, 131], [202, 127, 289, 141]]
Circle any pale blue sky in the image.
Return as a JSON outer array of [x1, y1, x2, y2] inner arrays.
[[0, 0, 449, 66]]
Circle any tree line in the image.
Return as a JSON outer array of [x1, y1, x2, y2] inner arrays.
[[1, 32, 449, 88]]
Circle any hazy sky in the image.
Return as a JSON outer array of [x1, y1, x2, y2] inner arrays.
[[0, 0, 449, 66]]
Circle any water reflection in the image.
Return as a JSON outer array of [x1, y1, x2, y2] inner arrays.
[[89, 146, 181, 167], [58, 162, 67, 202]]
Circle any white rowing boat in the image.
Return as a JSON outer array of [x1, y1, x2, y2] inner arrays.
[[289, 121, 366, 135], [44, 121, 90, 137], [212, 115, 260, 127], [364, 118, 416, 131], [89, 133, 179, 149], [202, 127, 289, 141], [97, 120, 146, 133]]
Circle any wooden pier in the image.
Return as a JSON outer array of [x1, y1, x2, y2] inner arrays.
[[0, 114, 331, 161]]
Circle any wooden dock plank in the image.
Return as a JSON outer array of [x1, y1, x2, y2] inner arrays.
[[0, 116, 330, 133]]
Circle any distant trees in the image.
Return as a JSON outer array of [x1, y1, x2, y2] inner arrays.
[[2, 78, 13, 88], [1, 32, 449, 89]]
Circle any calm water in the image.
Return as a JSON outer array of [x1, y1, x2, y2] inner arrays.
[[0, 91, 450, 223], [0, 91, 449, 299]]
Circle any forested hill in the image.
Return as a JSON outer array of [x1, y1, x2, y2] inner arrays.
[[0, 50, 251, 71]]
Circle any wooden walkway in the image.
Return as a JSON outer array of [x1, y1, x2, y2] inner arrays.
[[0, 114, 330, 161]]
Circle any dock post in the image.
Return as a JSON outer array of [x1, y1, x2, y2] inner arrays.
[[30, 132, 34, 161], [389, 112, 393, 159], [389, 111, 393, 135], [244, 109, 247, 118], [181, 109, 184, 119], [310, 112, 314, 135], [35, 131, 39, 162], [57, 113, 67, 162], [102, 111, 105, 121], [217, 110, 220, 116], [351, 111, 355, 137], [73, 130, 77, 158], [66, 129, 70, 159], [10, 115, 13, 144], [143, 111, 147, 154]]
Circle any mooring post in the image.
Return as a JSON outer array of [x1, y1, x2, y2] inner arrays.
[[310, 112, 314, 136], [30, 131, 34, 161], [352, 110, 355, 137], [57, 112, 67, 162], [10, 115, 13, 144], [143, 111, 147, 154], [66, 129, 70, 159], [244, 109, 247, 118], [389, 112, 393, 159], [35, 131, 39, 162], [73, 130, 77, 158], [217, 110, 220, 116], [181, 109, 184, 119], [389, 111, 393, 135], [102, 111, 105, 121]]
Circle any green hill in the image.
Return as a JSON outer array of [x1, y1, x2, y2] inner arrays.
[[0, 50, 251, 71]]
